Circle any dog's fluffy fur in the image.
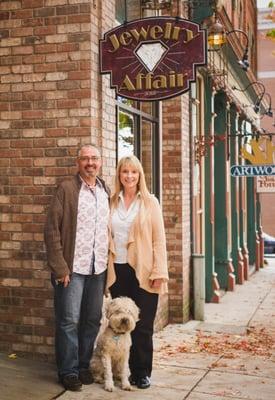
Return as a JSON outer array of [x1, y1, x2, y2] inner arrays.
[[91, 296, 139, 392]]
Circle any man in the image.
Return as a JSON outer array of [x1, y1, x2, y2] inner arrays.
[[44, 144, 110, 391]]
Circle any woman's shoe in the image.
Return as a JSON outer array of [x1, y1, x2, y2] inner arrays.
[[137, 376, 150, 389]]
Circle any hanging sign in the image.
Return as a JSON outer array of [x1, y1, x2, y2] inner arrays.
[[231, 164, 275, 177], [257, 176, 275, 192], [231, 138, 275, 177], [100, 16, 207, 101]]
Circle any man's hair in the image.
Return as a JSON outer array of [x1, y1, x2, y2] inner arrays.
[[77, 144, 101, 157]]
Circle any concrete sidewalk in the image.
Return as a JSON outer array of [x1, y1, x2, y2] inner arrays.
[[1, 259, 275, 400]]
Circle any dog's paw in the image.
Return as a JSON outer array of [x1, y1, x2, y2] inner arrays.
[[104, 383, 115, 392], [122, 383, 132, 391]]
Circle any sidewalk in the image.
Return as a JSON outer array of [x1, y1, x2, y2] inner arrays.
[[1, 259, 275, 400]]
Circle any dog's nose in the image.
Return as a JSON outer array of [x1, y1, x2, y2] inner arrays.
[[121, 318, 128, 324]]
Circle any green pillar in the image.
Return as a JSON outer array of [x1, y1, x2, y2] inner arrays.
[[214, 92, 234, 290], [247, 177, 256, 264], [238, 119, 246, 250], [230, 106, 240, 279], [256, 193, 261, 230], [204, 79, 217, 302]]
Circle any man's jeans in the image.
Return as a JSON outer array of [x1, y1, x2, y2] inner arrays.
[[52, 271, 106, 378]]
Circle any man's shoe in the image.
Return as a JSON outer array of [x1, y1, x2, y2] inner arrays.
[[61, 374, 82, 391], [79, 369, 94, 385], [137, 376, 151, 389], [129, 375, 137, 385]]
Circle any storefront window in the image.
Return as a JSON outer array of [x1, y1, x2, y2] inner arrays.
[[118, 110, 135, 157], [116, 98, 160, 197], [115, 0, 126, 24], [115, 0, 141, 23]]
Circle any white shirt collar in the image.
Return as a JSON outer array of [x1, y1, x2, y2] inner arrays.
[[118, 190, 141, 200], [79, 175, 103, 189]]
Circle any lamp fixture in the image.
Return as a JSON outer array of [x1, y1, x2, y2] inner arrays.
[[207, 15, 226, 50], [227, 29, 249, 71], [259, 92, 273, 117], [141, 0, 172, 9], [207, 20, 250, 71], [232, 81, 266, 114]]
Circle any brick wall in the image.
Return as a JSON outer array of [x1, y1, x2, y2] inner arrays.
[[162, 94, 191, 323], [0, 0, 192, 359], [0, 0, 116, 360]]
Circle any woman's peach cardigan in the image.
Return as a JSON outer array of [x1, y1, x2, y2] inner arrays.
[[106, 194, 169, 295]]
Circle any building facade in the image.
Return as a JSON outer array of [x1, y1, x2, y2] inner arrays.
[[257, 4, 275, 236], [0, 0, 262, 361]]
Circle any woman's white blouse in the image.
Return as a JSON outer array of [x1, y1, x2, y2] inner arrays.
[[111, 192, 140, 264]]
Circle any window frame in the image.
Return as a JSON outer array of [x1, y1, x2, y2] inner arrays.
[[115, 98, 160, 198]]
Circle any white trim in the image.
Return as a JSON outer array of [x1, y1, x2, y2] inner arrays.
[[258, 71, 275, 78]]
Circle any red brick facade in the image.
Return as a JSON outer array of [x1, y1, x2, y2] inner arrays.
[[0, 0, 193, 360], [162, 95, 191, 322]]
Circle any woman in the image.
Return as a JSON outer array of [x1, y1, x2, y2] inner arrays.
[[106, 155, 169, 389]]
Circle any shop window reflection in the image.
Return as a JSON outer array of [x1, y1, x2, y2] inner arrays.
[[116, 98, 159, 197], [118, 111, 135, 158]]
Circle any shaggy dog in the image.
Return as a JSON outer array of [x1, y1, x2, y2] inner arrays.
[[91, 296, 139, 392]]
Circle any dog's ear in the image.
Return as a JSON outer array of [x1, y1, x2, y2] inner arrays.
[[125, 299, 140, 322], [131, 306, 140, 322]]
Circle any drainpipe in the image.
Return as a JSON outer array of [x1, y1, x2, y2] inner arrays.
[[190, 82, 205, 321], [192, 254, 205, 320]]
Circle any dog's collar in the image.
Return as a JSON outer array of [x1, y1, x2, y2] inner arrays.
[[112, 335, 120, 343]]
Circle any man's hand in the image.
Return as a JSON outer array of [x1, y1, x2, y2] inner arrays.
[[57, 274, 70, 288]]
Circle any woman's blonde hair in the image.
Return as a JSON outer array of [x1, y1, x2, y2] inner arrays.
[[111, 155, 150, 208]]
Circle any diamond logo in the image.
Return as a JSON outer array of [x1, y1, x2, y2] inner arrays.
[[135, 42, 168, 72]]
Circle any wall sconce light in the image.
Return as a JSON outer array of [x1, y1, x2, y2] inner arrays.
[[253, 95, 263, 114], [141, 0, 172, 9], [259, 92, 273, 117], [227, 29, 249, 71], [207, 20, 250, 70], [232, 81, 266, 114]]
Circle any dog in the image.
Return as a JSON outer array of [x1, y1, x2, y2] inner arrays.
[[91, 296, 139, 392]]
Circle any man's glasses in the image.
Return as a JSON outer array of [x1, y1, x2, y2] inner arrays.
[[78, 156, 101, 162]]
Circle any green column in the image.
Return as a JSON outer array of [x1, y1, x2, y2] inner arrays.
[[230, 106, 240, 279], [247, 177, 256, 264], [256, 193, 261, 230], [214, 92, 232, 289], [238, 119, 246, 250], [204, 79, 215, 302]]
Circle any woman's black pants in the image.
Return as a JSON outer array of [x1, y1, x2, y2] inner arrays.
[[110, 263, 158, 379]]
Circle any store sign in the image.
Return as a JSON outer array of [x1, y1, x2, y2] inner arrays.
[[231, 165, 275, 177], [100, 17, 206, 101], [240, 138, 275, 165], [257, 176, 275, 192], [231, 139, 275, 178]]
